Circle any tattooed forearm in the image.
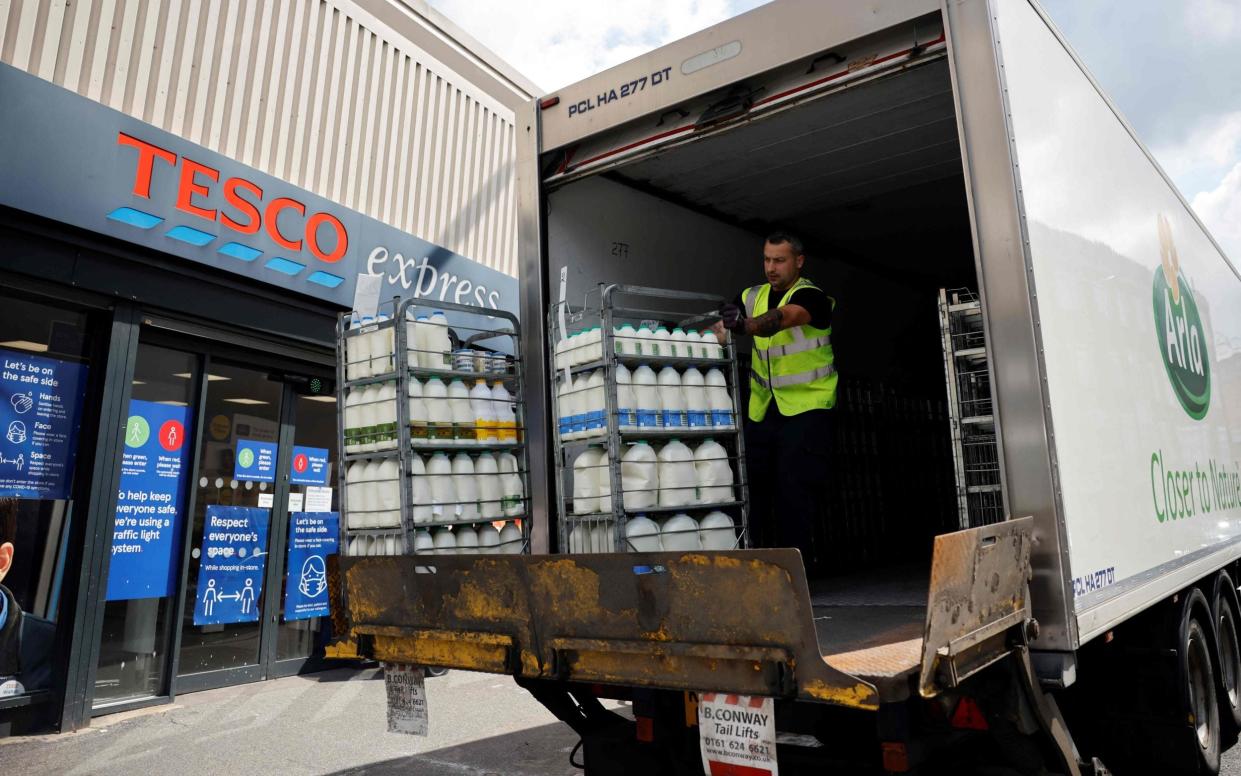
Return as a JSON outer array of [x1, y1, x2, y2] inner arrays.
[[747, 308, 784, 336]]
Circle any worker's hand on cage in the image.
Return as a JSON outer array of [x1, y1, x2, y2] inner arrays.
[[720, 302, 746, 332]]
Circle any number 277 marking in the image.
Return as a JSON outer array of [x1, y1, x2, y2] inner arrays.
[[619, 77, 647, 98]]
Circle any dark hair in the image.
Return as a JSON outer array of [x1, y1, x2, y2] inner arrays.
[[0, 498, 14, 547], [765, 231, 805, 256]]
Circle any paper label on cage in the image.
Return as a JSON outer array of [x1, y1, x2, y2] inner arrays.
[[698, 693, 777, 776], [384, 663, 428, 736]]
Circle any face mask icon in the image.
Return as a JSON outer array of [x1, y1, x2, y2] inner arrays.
[[298, 555, 327, 598], [6, 421, 27, 445]]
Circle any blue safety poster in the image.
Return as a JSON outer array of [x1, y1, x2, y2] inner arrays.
[[282, 512, 340, 621], [289, 446, 330, 486], [106, 399, 193, 601], [234, 438, 277, 482], [0, 348, 89, 499], [194, 505, 270, 625]]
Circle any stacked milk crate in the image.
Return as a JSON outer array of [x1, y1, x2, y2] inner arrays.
[[337, 298, 530, 557], [549, 284, 750, 554]]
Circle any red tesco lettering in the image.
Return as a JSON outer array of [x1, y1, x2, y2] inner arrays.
[[117, 133, 348, 263]]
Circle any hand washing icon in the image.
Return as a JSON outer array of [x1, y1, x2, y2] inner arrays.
[[10, 392, 33, 414]]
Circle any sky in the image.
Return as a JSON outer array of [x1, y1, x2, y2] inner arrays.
[[426, 0, 1241, 267]]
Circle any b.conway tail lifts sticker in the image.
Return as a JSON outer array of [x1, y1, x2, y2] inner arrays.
[[698, 692, 778, 775], [384, 663, 428, 736]]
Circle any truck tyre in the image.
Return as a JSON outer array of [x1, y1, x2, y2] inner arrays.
[[1211, 573, 1241, 732], [1179, 589, 1221, 775]]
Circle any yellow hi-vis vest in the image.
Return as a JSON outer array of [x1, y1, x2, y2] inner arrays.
[[742, 278, 837, 421]]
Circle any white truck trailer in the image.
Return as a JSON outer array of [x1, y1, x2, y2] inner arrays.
[[336, 0, 1241, 772]]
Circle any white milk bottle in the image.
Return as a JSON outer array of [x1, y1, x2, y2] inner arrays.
[[360, 460, 384, 528], [615, 324, 637, 355], [414, 529, 435, 554], [621, 441, 658, 510], [423, 377, 454, 444], [405, 310, 421, 369], [556, 376, 575, 442], [477, 523, 501, 554], [561, 331, 578, 367], [425, 311, 453, 370], [378, 382, 399, 450], [614, 364, 638, 431], [501, 467, 525, 517], [470, 379, 498, 443], [497, 451, 519, 475], [345, 461, 367, 527], [456, 525, 479, 554], [498, 522, 523, 553], [427, 452, 456, 524], [699, 511, 736, 550], [694, 439, 735, 504], [433, 528, 457, 555], [356, 315, 376, 378], [657, 439, 696, 507], [408, 378, 430, 447], [448, 379, 474, 446], [347, 313, 369, 380], [624, 515, 661, 552], [702, 330, 723, 359], [377, 458, 401, 527], [661, 513, 701, 551], [346, 535, 362, 557], [554, 333, 568, 371], [657, 367, 687, 430], [635, 324, 653, 356], [652, 326, 671, 357], [596, 448, 612, 512], [570, 373, 591, 440], [682, 329, 700, 359], [572, 447, 603, 514], [681, 367, 710, 429], [709, 384, 736, 430], [410, 454, 433, 525], [491, 381, 518, 442], [670, 327, 689, 359], [585, 370, 606, 438], [452, 453, 480, 521], [583, 327, 602, 362], [568, 523, 589, 554], [632, 365, 662, 429], [344, 389, 363, 453], [370, 314, 393, 375], [359, 384, 382, 452], [590, 520, 614, 553], [475, 452, 503, 519], [413, 314, 432, 368]]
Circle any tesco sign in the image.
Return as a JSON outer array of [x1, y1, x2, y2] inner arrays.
[[118, 133, 349, 264]]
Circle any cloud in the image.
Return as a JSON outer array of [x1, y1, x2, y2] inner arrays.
[[1192, 161, 1241, 266], [1152, 110, 1241, 193], [427, 0, 768, 92], [1186, 0, 1241, 41]]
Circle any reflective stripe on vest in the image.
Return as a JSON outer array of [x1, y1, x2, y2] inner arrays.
[[751, 363, 836, 389]]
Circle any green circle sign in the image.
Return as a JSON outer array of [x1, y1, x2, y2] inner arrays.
[[1152, 268, 1211, 420], [237, 447, 255, 468], [124, 415, 150, 448]]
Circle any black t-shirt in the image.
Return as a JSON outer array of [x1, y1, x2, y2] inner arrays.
[[734, 283, 833, 330]]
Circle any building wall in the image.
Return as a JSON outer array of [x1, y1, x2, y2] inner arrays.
[[0, 0, 533, 277]]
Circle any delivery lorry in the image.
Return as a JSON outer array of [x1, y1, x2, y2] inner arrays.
[[335, 0, 1241, 772]]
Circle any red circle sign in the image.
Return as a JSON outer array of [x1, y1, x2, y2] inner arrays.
[[293, 453, 308, 473], [158, 420, 185, 451]]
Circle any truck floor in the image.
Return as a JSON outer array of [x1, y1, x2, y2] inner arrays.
[[810, 565, 929, 701]]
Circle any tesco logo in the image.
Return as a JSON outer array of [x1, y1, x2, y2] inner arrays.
[[117, 132, 348, 263]]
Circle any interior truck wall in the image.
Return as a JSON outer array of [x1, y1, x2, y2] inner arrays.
[[547, 175, 760, 306], [994, 0, 1241, 643]]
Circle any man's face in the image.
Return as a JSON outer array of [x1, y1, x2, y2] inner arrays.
[[764, 240, 804, 291]]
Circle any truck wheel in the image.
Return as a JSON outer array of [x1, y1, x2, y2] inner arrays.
[[1211, 573, 1241, 732], [1180, 589, 1221, 775]]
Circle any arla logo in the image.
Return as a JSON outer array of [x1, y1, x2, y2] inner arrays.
[[1153, 214, 1211, 420]]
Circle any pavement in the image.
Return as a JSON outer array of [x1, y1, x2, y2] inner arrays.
[[4, 665, 1241, 775], [0, 666, 598, 775]]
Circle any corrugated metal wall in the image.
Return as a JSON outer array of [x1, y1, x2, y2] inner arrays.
[[0, 0, 520, 277]]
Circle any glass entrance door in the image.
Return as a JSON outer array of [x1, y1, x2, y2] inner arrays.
[[174, 361, 287, 691]]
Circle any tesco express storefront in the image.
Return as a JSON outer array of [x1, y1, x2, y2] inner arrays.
[[0, 63, 516, 733]]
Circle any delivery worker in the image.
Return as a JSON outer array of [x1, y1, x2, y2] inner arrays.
[[713, 232, 836, 563]]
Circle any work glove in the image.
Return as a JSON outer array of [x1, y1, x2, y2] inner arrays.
[[720, 302, 746, 332]]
